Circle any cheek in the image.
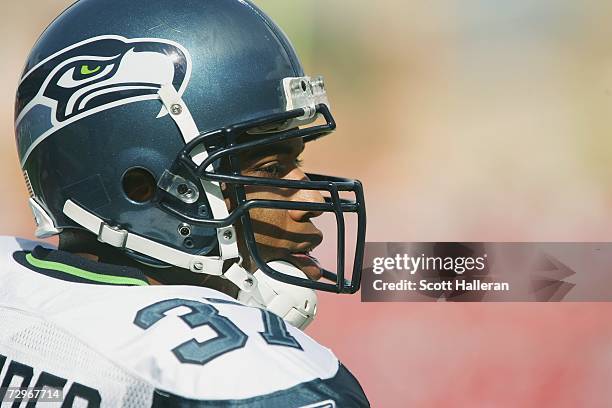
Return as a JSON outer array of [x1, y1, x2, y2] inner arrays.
[[243, 187, 291, 231], [249, 207, 288, 244], [232, 187, 293, 247]]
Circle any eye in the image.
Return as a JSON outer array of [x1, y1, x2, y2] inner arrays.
[[57, 62, 115, 88], [249, 156, 304, 178], [79, 64, 101, 76], [253, 163, 283, 177], [72, 62, 113, 81]]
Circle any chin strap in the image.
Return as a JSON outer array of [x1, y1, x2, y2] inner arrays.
[[63, 199, 258, 293], [63, 200, 223, 272], [238, 261, 318, 330]]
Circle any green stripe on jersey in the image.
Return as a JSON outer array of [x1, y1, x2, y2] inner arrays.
[[25, 253, 149, 286]]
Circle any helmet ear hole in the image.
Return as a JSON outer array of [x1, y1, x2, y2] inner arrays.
[[122, 167, 156, 203]]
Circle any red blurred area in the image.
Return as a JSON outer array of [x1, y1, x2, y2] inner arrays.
[[311, 300, 612, 407]]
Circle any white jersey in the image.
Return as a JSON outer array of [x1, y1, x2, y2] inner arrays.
[[0, 237, 368, 407]]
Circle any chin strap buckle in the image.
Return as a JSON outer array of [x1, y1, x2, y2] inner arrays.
[[224, 263, 260, 293], [97, 222, 128, 248]]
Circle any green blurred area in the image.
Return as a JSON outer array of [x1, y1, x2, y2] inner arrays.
[[2, 0, 612, 240]]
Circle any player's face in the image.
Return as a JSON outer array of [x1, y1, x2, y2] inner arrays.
[[225, 138, 325, 280]]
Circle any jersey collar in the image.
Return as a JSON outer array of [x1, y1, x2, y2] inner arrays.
[[14, 245, 149, 286]]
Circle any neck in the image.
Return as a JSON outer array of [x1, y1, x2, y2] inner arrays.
[[73, 252, 99, 262], [59, 230, 239, 295], [71, 251, 237, 294]]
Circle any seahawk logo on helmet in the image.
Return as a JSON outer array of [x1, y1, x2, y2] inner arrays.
[[14, 35, 192, 165]]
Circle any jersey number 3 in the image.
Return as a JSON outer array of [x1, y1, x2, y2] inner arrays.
[[134, 298, 302, 365]]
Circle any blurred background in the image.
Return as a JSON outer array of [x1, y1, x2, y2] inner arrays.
[[3, 0, 612, 406]]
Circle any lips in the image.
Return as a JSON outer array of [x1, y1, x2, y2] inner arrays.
[[288, 252, 322, 280], [291, 252, 320, 267], [250, 222, 324, 281]]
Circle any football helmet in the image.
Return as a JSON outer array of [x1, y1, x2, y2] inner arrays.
[[14, 0, 366, 328]]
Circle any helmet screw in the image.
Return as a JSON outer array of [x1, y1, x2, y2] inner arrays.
[[193, 262, 203, 271], [177, 184, 188, 194], [223, 230, 233, 240], [178, 223, 192, 237], [244, 277, 254, 288], [177, 183, 195, 199], [170, 104, 182, 115]]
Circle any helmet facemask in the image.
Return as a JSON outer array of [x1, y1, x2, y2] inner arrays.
[[166, 102, 367, 294]]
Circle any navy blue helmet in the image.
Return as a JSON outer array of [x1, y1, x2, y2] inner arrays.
[[14, 0, 366, 310]]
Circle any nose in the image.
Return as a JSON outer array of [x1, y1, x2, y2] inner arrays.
[[287, 168, 325, 222]]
